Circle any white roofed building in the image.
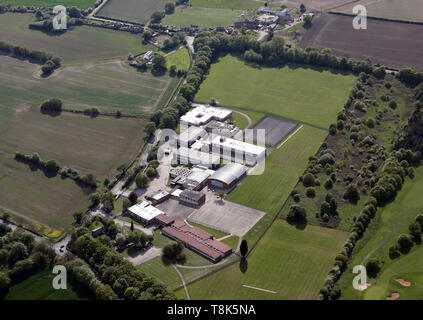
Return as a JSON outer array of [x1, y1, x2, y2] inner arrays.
[[127, 201, 164, 225], [180, 104, 232, 126], [174, 147, 220, 169], [211, 136, 266, 166]]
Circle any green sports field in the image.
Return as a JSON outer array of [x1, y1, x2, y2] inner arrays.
[[196, 54, 356, 128], [0, 0, 95, 9], [189, 0, 261, 9], [162, 6, 243, 28], [227, 125, 327, 244], [338, 167, 423, 299], [176, 220, 348, 299]]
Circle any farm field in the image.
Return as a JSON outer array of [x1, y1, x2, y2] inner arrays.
[[0, 0, 95, 9], [97, 0, 167, 24], [165, 47, 190, 70], [0, 55, 170, 116], [177, 220, 348, 299], [196, 54, 356, 128], [3, 269, 80, 300], [162, 6, 243, 28], [333, 0, 423, 23], [300, 14, 423, 72], [190, 0, 262, 9], [338, 167, 423, 299], [227, 125, 327, 244]]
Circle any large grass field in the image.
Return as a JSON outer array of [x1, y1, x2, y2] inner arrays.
[[338, 166, 423, 299], [177, 220, 348, 299], [196, 54, 356, 128], [0, 13, 147, 63], [137, 257, 182, 291], [3, 269, 80, 300], [190, 0, 262, 9], [162, 6, 243, 28], [0, 0, 95, 9], [97, 0, 167, 24], [227, 125, 327, 244]]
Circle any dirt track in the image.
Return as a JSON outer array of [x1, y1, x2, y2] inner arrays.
[[300, 14, 423, 71]]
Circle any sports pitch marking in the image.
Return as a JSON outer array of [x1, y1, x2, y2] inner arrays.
[[277, 124, 304, 149], [242, 285, 277, 294]]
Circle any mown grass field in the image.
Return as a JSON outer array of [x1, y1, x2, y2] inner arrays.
[[97, 0, 167, 24], [136, 257, 182, 291], [0, 0, 95, 9], [196, 54, 356, 128], [227, 125, 327, 244], [3, 269, 80, 300], [162, 6, 243, 28], [338, 166, 423, 299], [177, 220, 348, 299], [165, 47, 190, 70], [190, 0, 261, 9]]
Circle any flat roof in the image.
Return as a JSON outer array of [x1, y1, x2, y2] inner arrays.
[[176, 147, 220, 165], [128, 201, 164, 221], [211, 136, 266, 156], [180, 104, 232, 126], [149, 190, 169, 201], [178, 127, 206, 143], [180, 189, 205, 201]]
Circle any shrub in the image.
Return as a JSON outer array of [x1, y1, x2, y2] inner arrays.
[[306, 187, 316, 198], [324, 179, 333, 189], [135, 173, 149, 189], [286, 205, 306, 224], [397, 234, 413, 251], [389, 100, 397, 109], [302, 173, 315, 187], [344, 184, 359, 200], [146, 167, 158, 178], [40, 98, 62, 113], [366, 258, 380, 277]]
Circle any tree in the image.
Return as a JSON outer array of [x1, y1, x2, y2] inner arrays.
[[0, 249, 9, 266], [73, 210, 84, 224], [0, 272, 11, 290], [344, 183, 359, 200], [0, 224, 11, 237], [144, 121, 156, 137], [152, 54, 167, 71], [304, 15, 312, 28], [146, 167, 158, 178], [165, 2, 175, 14], [122, 197, 131, 212], [397, 234, 413, 251], [163, 241, 184, 260], [143, 30, 152, 42], [287, 204, 307, 224], [300, 3, 306, 13], [130, 221, 134, 232], [44, 159, 60, 173], [128, 230, 149, 248], [216, 190, 225, 201], [151, 11, 165, 23], [135, 173, 149, 188], [9, 242, 28, 263], [302, 173, 315, 186], [365, 258, 380, 277], [128, 191, 138, 204], [96, 284, 118, 300], [240, 240, 248, 257], [89, 192, 101, 206], [40, 98, 62, 113], [149, 160, 160, 169]]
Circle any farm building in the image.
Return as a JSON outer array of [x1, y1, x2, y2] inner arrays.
[[174, 147, 220, 169], [161, 221, 232, 262], [211, 136, 266, 166], [179, 189, 206, 206], [177, 127, 207, 148], [208, 163, 248, 190], [127, 201, 164, 225], [205, 120, 240, 138], [180, 104, 232, 126], [143, 51, 154, 61], [257, 7, 293, 23], [257, 14, 279, 25], [145, 190, 170, 205]]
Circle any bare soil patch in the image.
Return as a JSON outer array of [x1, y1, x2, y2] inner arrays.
[[395, 278, 411, 287]]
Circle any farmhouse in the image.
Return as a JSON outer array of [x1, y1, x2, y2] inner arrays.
[[180, 104, 232, 126], [208, 163, 248, 190], [162, 221, 232, 262], [179, 189, 206, 206], [177, 126, 207, 148], [211, 136, 266, 166], [174, 147, 220, 169], [127, 201, 164, 225]]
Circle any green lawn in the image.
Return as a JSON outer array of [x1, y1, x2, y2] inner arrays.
[[180, 220, 348, 299], [189, 0, 261, 9], [221, 235, 239, 250], [136, 257, 182, 291], [162, 6, 243, 28], [0, 0, 95, 9], [227, 125, 328, 244], [165, 47, 190, 70], [338, 166, 423, 299], [4, 269, 80, 300], [196, 54, 356, 128]]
